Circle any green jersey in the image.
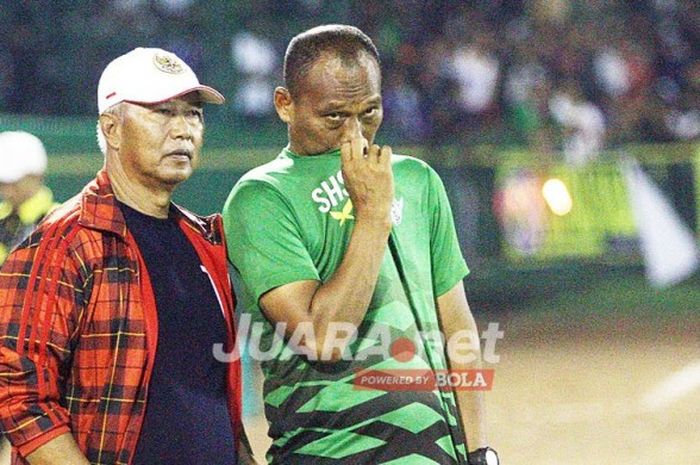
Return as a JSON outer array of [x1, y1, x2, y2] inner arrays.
[[223, 147, 470, 464]]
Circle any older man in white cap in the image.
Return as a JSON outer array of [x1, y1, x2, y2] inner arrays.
[[0, 48, 254, 465], [0, 131, 57, 265]]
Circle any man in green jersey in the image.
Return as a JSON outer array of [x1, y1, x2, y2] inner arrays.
[[223, 25, 498, 465]]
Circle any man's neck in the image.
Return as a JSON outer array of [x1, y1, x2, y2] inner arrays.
[[105, 159, 172, 219]]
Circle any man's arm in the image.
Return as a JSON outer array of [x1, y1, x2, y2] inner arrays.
[[436, 282, 488, 452], [0, 226, 88, 459], [24, 433, 90, 465], [259, 138, 393, 362]]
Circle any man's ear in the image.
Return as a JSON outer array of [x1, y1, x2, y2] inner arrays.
[[99, 111, 121, 152], [274, 87, 293, 124]]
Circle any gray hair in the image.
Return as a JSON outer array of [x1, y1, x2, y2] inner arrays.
[[96, 103, 124, 155]]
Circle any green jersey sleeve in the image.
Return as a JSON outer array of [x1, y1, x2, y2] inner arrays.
[[222, 180, 320, 305], [426, 166, 470, 296]]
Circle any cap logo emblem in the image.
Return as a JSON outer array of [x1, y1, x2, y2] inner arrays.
[[153, 52, 185, 74]]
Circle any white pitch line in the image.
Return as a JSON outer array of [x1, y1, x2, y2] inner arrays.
[[643, 360, 700, 410]]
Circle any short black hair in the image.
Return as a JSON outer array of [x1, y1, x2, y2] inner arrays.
[[284, 24, 380, 97]]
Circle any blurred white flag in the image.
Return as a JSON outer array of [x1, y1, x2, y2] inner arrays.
[[622, 159, 699, 288]]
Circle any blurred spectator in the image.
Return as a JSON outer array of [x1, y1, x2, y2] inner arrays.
[[503, 29, 557, 155], [231, 31, 276, 76], [0, 131, 57, 265], [549, 81, 607, 166], [624, 88, 677, 143], [594, 45, 632, 98], [383, 70, 426, 143], [664, 93, 700, 140], [663, 60, 700, 140], [414, 37, 461, 147], [231, 22, 277, 118], [449, 29, 501, 143], [113, 0, 147, 12], [0, 0, 697, 149], [530, 0, 571, 26], [156, 0, 196, 14]]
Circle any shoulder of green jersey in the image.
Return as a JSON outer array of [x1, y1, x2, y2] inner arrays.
[[391, 153, 431, 169], [391, 154, 437, 181], [237, 156, 294, 185]]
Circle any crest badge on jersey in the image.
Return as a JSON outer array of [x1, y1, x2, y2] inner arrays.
[[153, 52, 185, 74]]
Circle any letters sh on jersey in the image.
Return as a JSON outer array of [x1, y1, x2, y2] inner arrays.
[[311, 170, 403, 226]]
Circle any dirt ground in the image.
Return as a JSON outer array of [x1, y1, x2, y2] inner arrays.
[[485, 311, 700, 465], [243, 310, 700, 464]]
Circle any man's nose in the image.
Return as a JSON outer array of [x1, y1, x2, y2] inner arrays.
[[342, 117, 364, 143], [169, 114, 194, 139]]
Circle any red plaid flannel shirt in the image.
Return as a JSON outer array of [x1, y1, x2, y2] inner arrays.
[[0, 171, 241, 464]]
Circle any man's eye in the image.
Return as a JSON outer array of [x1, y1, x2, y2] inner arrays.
[[189, 110, 203, 120], [156, 108, 173, 116], [326, 113, 342, 121], [364, 108, 378, 117]]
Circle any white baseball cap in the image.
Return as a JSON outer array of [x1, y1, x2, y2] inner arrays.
[[97, 47, 225, 114], [0, 131, 48, 184]]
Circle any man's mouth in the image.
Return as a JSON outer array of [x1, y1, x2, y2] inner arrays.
[[166, 149, 192, 160]]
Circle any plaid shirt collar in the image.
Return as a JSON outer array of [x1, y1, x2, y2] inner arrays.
[[78, 169, 220, 244]]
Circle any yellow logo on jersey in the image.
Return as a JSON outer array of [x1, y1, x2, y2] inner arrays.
[[330, 199, 354, 226]]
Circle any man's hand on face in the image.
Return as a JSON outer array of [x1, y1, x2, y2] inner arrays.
[[340, 137, 394, 230]]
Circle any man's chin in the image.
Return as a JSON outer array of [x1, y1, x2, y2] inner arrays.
[[157, 168, 192, 187]]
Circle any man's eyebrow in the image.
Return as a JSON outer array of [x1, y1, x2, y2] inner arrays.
[[320, 96, 382, 111], [144, 101, 173, 109], [320, 101, 347, 111]]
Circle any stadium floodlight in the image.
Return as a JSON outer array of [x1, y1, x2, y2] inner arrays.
[[542, 178, 573, 216]]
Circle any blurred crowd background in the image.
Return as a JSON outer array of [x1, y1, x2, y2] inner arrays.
[[1, 0, 699, 269], [1, 0, 698, 159], [1, 3, 699, 463]]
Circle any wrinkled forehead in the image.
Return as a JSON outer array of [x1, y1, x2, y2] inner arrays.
[[296, 52, 382, 105]]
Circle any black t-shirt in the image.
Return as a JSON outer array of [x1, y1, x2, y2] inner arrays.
[[119, 202, 236, 465]]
